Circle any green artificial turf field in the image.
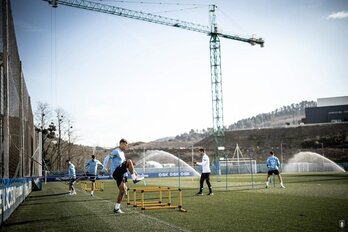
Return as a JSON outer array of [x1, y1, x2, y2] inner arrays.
[[1, 172, 348, 232]]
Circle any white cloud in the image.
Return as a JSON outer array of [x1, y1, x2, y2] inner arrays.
[[328, 11, 348, 19]]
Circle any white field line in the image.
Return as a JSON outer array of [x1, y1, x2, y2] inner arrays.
[[76, 188, 191, 232]]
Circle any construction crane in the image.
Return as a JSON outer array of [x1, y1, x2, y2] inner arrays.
[[45, 0, 264, 164]]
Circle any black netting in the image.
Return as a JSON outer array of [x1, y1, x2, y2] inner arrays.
[[1, 0, 38, 179]]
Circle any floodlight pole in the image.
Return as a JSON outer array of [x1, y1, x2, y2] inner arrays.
[[280, 143, 284, 170], [321, 143, 324, 157], [249, 151, 254, 189], [178, 147, 185, 189], [225, 153, 228, 191], [191, 144, 194, 167], [177, 152, 181, 189], [143, 147, 146, 174]]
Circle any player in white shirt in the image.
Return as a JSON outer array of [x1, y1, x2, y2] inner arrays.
[[194, 148, 213, 196], [102, 138, 144, 214], [84, 155, 104, 196]]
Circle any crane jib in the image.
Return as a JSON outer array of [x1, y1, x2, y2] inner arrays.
[[45, 0, 264, 46], [46, 0, 210, 34]]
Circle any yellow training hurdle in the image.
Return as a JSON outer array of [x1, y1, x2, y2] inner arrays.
[[127, 186, 186, 212], [80, 181, 104, 191]]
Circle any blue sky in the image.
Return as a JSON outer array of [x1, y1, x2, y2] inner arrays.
[[11, 0, 348, 147]]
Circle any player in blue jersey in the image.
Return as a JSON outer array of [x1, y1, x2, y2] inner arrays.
[[66, 159, 77, 195], [102, 138, 144, 214], [84, 155, 104, 196], [265, 151, 285, 188]]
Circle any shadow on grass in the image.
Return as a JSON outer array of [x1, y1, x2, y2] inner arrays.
[[28, 192, 69, 198], [23, 199, 100, 206], [286, 177, 348, 184], [2, 212, 97, 228]]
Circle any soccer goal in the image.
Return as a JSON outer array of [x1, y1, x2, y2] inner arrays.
[[220, 158, 257, 174], [219, 144, 257, 174]]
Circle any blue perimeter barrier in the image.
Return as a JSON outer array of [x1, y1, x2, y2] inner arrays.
[[45, 171, 197, 182], [0, 177, 41, 226]]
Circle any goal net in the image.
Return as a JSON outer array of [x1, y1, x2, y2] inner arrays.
[[219, 158, 257, 174]]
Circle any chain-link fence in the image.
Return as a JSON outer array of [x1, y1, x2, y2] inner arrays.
[[1, 0, 40, 179], [1, 1, 41, 224]]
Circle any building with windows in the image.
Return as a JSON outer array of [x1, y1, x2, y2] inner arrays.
[[304, 96, 348, 124]]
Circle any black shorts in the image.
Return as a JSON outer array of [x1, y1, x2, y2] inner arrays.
[[86, 173, 97, 182], [69, 178, 77, 185], [268, 170, 280, 175], [112, 161, 128, 186]]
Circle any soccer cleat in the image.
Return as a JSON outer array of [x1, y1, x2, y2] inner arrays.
[[280, 184, 286, 188], [196, 192, 203, 196], [113, 208, 124, 214], [70, 191, 77, 195], [208, 192, 214, 196], [133, 176, 144, 184]]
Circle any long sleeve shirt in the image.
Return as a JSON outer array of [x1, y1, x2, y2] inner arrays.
[[196, 154, 211, 173], [68, 163, 76, 178]]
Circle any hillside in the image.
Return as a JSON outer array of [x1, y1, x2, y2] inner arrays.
[[127, 123, 348, 168], [227, 100, 316, 129], [46, 100, 348, 171], [196, 122, 348, 163], [135, 100, 317, 145]]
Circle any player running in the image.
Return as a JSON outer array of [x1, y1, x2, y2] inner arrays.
[[84, 155, 104, 196], [102, 138, 144, 214]]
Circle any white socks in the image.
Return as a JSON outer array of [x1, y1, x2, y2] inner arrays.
[[115, 203, 120, 210], [131, 173, 137, 180]]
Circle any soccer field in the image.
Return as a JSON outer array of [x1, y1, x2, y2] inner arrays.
[[1, 173, 348, 232]]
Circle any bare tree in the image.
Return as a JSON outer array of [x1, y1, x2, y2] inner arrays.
[[34, 102, 51, 130], [34, 103, 76, 172], [34, 102, 56, 171], [51, 108, 75, 171]]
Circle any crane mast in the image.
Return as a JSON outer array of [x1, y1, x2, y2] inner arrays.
[[209, 5, 225, 161], [45, 0, 264, 163]]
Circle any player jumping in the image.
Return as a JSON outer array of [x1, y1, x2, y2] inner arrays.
[[102, 138, 144, 214]]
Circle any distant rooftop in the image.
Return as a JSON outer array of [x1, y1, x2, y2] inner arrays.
[[317, 96, 348, 107]]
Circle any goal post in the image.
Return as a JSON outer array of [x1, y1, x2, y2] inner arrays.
[[219, 158, 257, 174]]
